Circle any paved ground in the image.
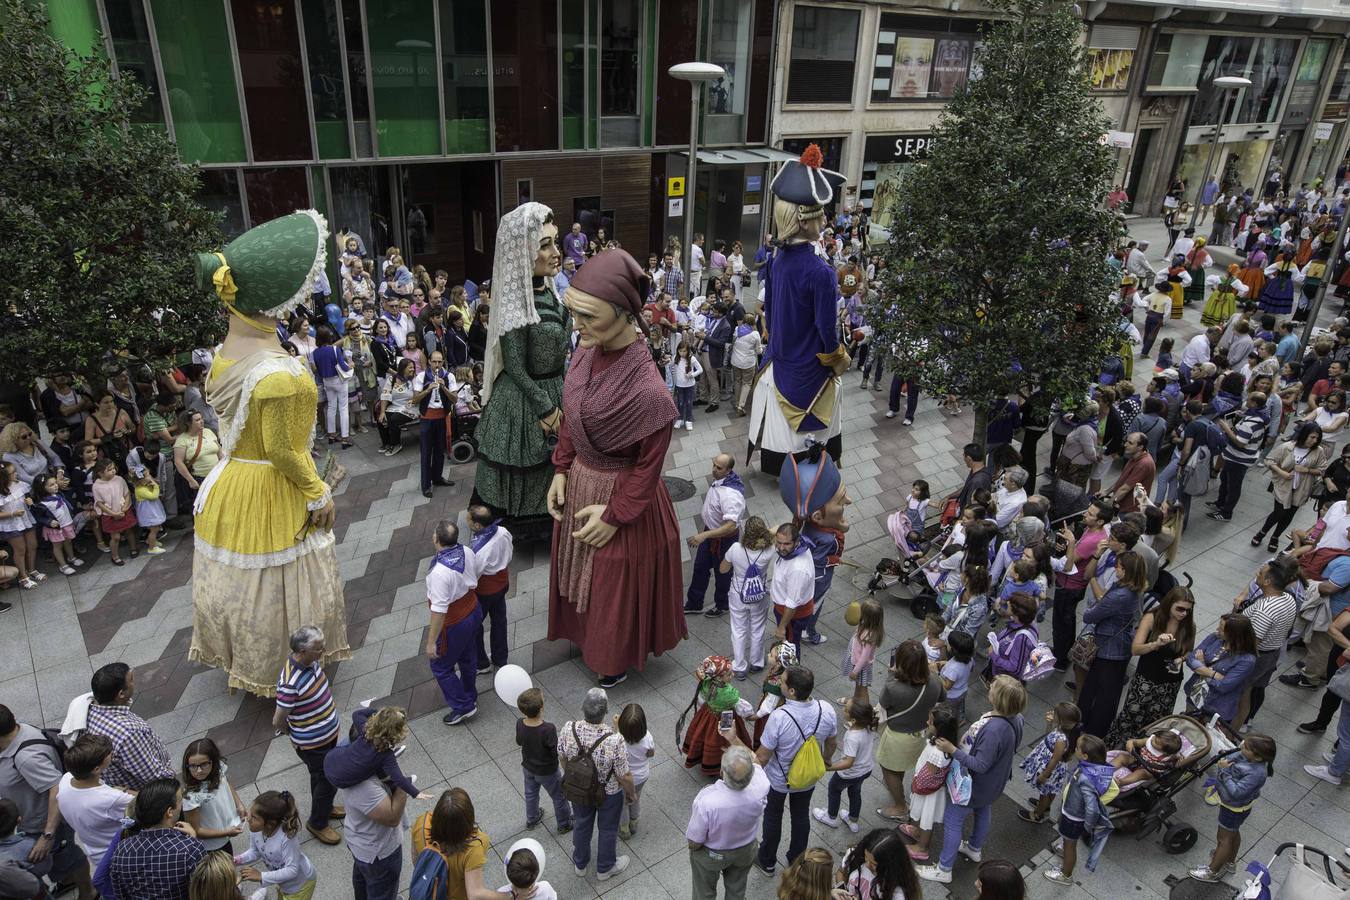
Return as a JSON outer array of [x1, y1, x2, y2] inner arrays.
[[3, 217, 1348, 899]]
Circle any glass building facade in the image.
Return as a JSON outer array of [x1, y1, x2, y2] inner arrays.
[[45, 0, 775, 281]]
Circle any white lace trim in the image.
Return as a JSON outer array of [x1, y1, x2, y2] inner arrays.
[[306, 484, 332, 512], [259, 209, 330, 319], [194, 527, 335, 570], [482, 202, 553, 405]]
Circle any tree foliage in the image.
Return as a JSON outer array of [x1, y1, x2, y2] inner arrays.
[[867, 0, 1125, 441], [0, 0, 225, 384]]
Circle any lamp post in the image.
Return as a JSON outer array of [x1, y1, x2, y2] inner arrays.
[[668, 62, 725, 299], [1188, 75, 1252, 231]]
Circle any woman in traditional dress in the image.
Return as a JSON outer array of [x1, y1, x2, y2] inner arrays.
[[1201, 264, 1248, 327], [547, 249, 686, 688], [1182, 238, 1211, 308], [190, 211, 349, 696], [473, 203, 567, 534], [1165, 255, 1191, 320], [1236, 248, 1268, 300], [1259, 251, 1301, 316], [1295, 249, 1330, 324], [677, 655, 754, 776]]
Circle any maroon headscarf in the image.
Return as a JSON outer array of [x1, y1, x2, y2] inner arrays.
[[567, 248, 652, 336]]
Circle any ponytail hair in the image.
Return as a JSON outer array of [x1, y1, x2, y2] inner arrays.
[[123, 778, 181, 838], [1244, 734, 1277, 776], [252, 790, 301, 838], [846, 699, 880, 732]]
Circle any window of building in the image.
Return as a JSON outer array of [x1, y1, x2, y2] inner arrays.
[[560, 0, 586, 149], [299, 0, 351, 159], [492, 0, 560, 152], [654, 0, 698, 144], [786, 5, 859, 104], [439, 0, 490, 153], [703, 0, 753, 143], [147, 0, 248, 162], [229, 0, 313, 162], [243, 168, 312, 225], [341, 0, 374, 156], [1239, 37, 1299, 124], [1144, 32, 1207, 90], [102, 0, 166, 125], [868, 14, 982, 103], [601, 0, 643, 146], [198, 169, 245, 238], [365, 0, 441, 157], [1086, 25, 1139, 92]]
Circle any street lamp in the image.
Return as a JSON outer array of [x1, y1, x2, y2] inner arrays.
[[669, 62, 725, 297], [1188, 75, 1252, 230]]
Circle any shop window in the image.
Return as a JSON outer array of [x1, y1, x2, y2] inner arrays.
[[229, 0, 313, 162], [244, 168, 311, 226], [103, 0, 166, 125], [781, 137, 844, 173], [492, 0, 559, 152], [198, 169, 246, 239], [439, 0, 490, 154], [1189, 35, 1254, 126], [147, 0, 248, 162], [1238, 38, 1299, 124], [867, 14, 982, 103], [299, 0, 351, 158], [1086, 25, 1139, 92], [1144, 32, 1207, 90], [786, 5, 858, 104]]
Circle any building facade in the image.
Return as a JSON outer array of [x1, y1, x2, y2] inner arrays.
[[772, 0, 1350, 233], [42, 0, 782, 283]]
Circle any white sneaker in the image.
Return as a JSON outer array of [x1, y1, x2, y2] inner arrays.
[[811, 808, 839, 828], [958, 841, 983, 863], [1305, 764, 1343, 785], [685, 422, 694, 431], [885, 411, 896, 419], [916, 865, 952, 884], [146, 546, 167, 555], [674, 419, 684, 429], [597, 856, 629, 881], [1043, 867, 1073, 886], [71, 558, 85, 567], [844, 818, 860, 833]]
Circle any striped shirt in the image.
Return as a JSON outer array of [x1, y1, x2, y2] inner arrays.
[[1221, 411, 1267, 465], [275, 657, 339, 749], [1239, 590, 1298, 653]]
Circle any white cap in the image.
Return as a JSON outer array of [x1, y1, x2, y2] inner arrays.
[[503, 838, 546, 886]]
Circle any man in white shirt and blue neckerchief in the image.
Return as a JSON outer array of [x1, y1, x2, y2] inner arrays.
[[683, 454, 746, 619], [467, 505, 514, 675], [424, 519, 481, 726]]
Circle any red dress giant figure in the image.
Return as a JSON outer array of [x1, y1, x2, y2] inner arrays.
[[546, 250, 687, 686]]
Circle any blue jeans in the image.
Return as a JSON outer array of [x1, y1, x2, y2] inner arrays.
[[351, 849, 402, 900], [826, 772, 865, 821], [430, 606, 482, 715], [474, 588, 509, 667], [675, 384, 696, 422], [757, 786, 814, 871], [1331, 697, 1350, 778], [1154, 455, 1180, 504], [685, 533, 735, 611], [938, 802, 992, 871], [522, 766, 573, 828], [572, 790, 624, 873]]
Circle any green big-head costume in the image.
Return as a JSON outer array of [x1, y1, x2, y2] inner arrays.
[[194, 209, 328, 319]]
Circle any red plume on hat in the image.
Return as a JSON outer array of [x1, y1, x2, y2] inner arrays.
[[800, 143, 824, 168]]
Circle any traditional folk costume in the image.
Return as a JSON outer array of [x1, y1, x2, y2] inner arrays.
[[1165, 255, 1191, 319], [780, 443, 848, 646], [1201, 265, 1247, 328], [547, 251, 686, 679], [190, 211, 349, 695], [1182, 239, 1211, 307], [678, 656, 755, 777], [1237, 249, 1268, 300], [474, 203, 569, 532], [749, 145, 849, 477], [1259, 255, 1300, 316], [751, 641, 798, 748], [1295, 255, 1329, 323]]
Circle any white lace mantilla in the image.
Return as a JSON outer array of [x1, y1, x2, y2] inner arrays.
[[194, 526, 335, 570], [482, 201, 554, 405]]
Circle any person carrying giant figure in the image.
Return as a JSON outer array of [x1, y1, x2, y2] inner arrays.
[[191, 211, 350, 696], [748, 145, 851, 477]]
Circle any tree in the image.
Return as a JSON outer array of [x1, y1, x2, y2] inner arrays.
[[0, 0, 224, 385], [867, 0, 1125, 445]]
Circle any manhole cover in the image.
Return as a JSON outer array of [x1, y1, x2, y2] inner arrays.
[[664, 476, 697, 502]]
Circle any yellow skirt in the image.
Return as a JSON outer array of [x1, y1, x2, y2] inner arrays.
[[876, 727, 927, 773], [282, 879, 317, 900]]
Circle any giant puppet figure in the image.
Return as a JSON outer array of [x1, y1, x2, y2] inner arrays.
[[779, 442, 851, 648], [546, 250, 687, 687], [473, 203, 569, 535], [748, 145, 851, 477], [191, 211, 350, 696]]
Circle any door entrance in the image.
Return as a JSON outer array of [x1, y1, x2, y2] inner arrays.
[[1125, 127, 1159, 215]]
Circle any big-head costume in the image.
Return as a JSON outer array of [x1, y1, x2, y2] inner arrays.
[[749, 145, 849, 477], [779, 441, 849, 636], [191, 210, 350, 696]]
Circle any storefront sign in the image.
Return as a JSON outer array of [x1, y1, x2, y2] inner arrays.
[[1316, 121, 1335, 141], [668, 198, 683, 217], [742, 204, 761, 216], [1102, 131, 1134, 149], [667, 176, 685, 198], [863, 134, 936, 162]]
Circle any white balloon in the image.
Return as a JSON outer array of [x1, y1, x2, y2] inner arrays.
[[493, 664, 533, 708]]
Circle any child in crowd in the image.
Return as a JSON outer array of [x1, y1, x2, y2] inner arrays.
[[32, 474, 82, 575], [55, 734, 132, 869], [0, 462, 38, 589], [1044, 735, 1117, 885], [498, 839, 557, 899], [838, 829, 916, 899], [323, 706, 424, 799], [514, 688, 573, 834], [887, 480, 931, 566], [181, 738, 247, 853], [1109, 730, 1183, 788], [402, 332, 425, 374], [69, 441, 102, 549], [841, 598, 886, 704], [1188, 735, 1275, 883], [679, 656, 754, 777], [812, 699, 880, 833], [900, 704, 958, 861], [1154, 337, 1175, 373], [91, 458, 137, 565], [48, 421, 74, 470], [996, 558, 1044, 619], [616, 704, 654, 839], [235, 790, 317, 900], [720, 515, 774, 679], [937, 632, 974, 724], [752, 640, 797, 746], [671, 340, 703, 431], [131, 466, 167, 555], [921, 614, 946, 665], [1019, 702, 1082, 824]]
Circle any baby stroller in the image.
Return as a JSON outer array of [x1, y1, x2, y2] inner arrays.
[[1107, 713, 1237, 854], [1221, 843, 1350, 900], [449, 410, 480, 464]]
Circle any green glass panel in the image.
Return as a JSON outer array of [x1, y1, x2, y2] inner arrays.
[[642, 0, 656, 144], [309, 167, 339, 288], [300, 0, 352, 159], [366, 0, 440, 157], [45, 0, 101, 58], [147, 0, 247, 162], [438, 0, 490, 154], [587, 0, 599, 147], [103, 0, 166, 125], [561, 0, 585, 150]]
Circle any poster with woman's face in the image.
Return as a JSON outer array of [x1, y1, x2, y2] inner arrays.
[[932, 38, 970, 98], [892, 37, 934, 99]]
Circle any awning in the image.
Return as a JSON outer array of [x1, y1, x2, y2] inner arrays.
[[682, 147, 802, 165]]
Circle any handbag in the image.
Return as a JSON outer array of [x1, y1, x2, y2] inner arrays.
[[911, 758, 949, 796], [1282, 844, 1350, 900], [939, 497, 960, 527], [1328, 658, 1350, 702], [1187, 674, 1212, 711], [946, 756, 972, 805], [1068, 626, 1099, 669]]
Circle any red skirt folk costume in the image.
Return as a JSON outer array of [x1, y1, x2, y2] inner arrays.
[[547, 339, 687, 675], [683, 704, 753, 776]]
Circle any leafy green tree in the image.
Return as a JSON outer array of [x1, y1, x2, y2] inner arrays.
[[0, 0, 224, 386], [868, 0, 1125, 444]]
